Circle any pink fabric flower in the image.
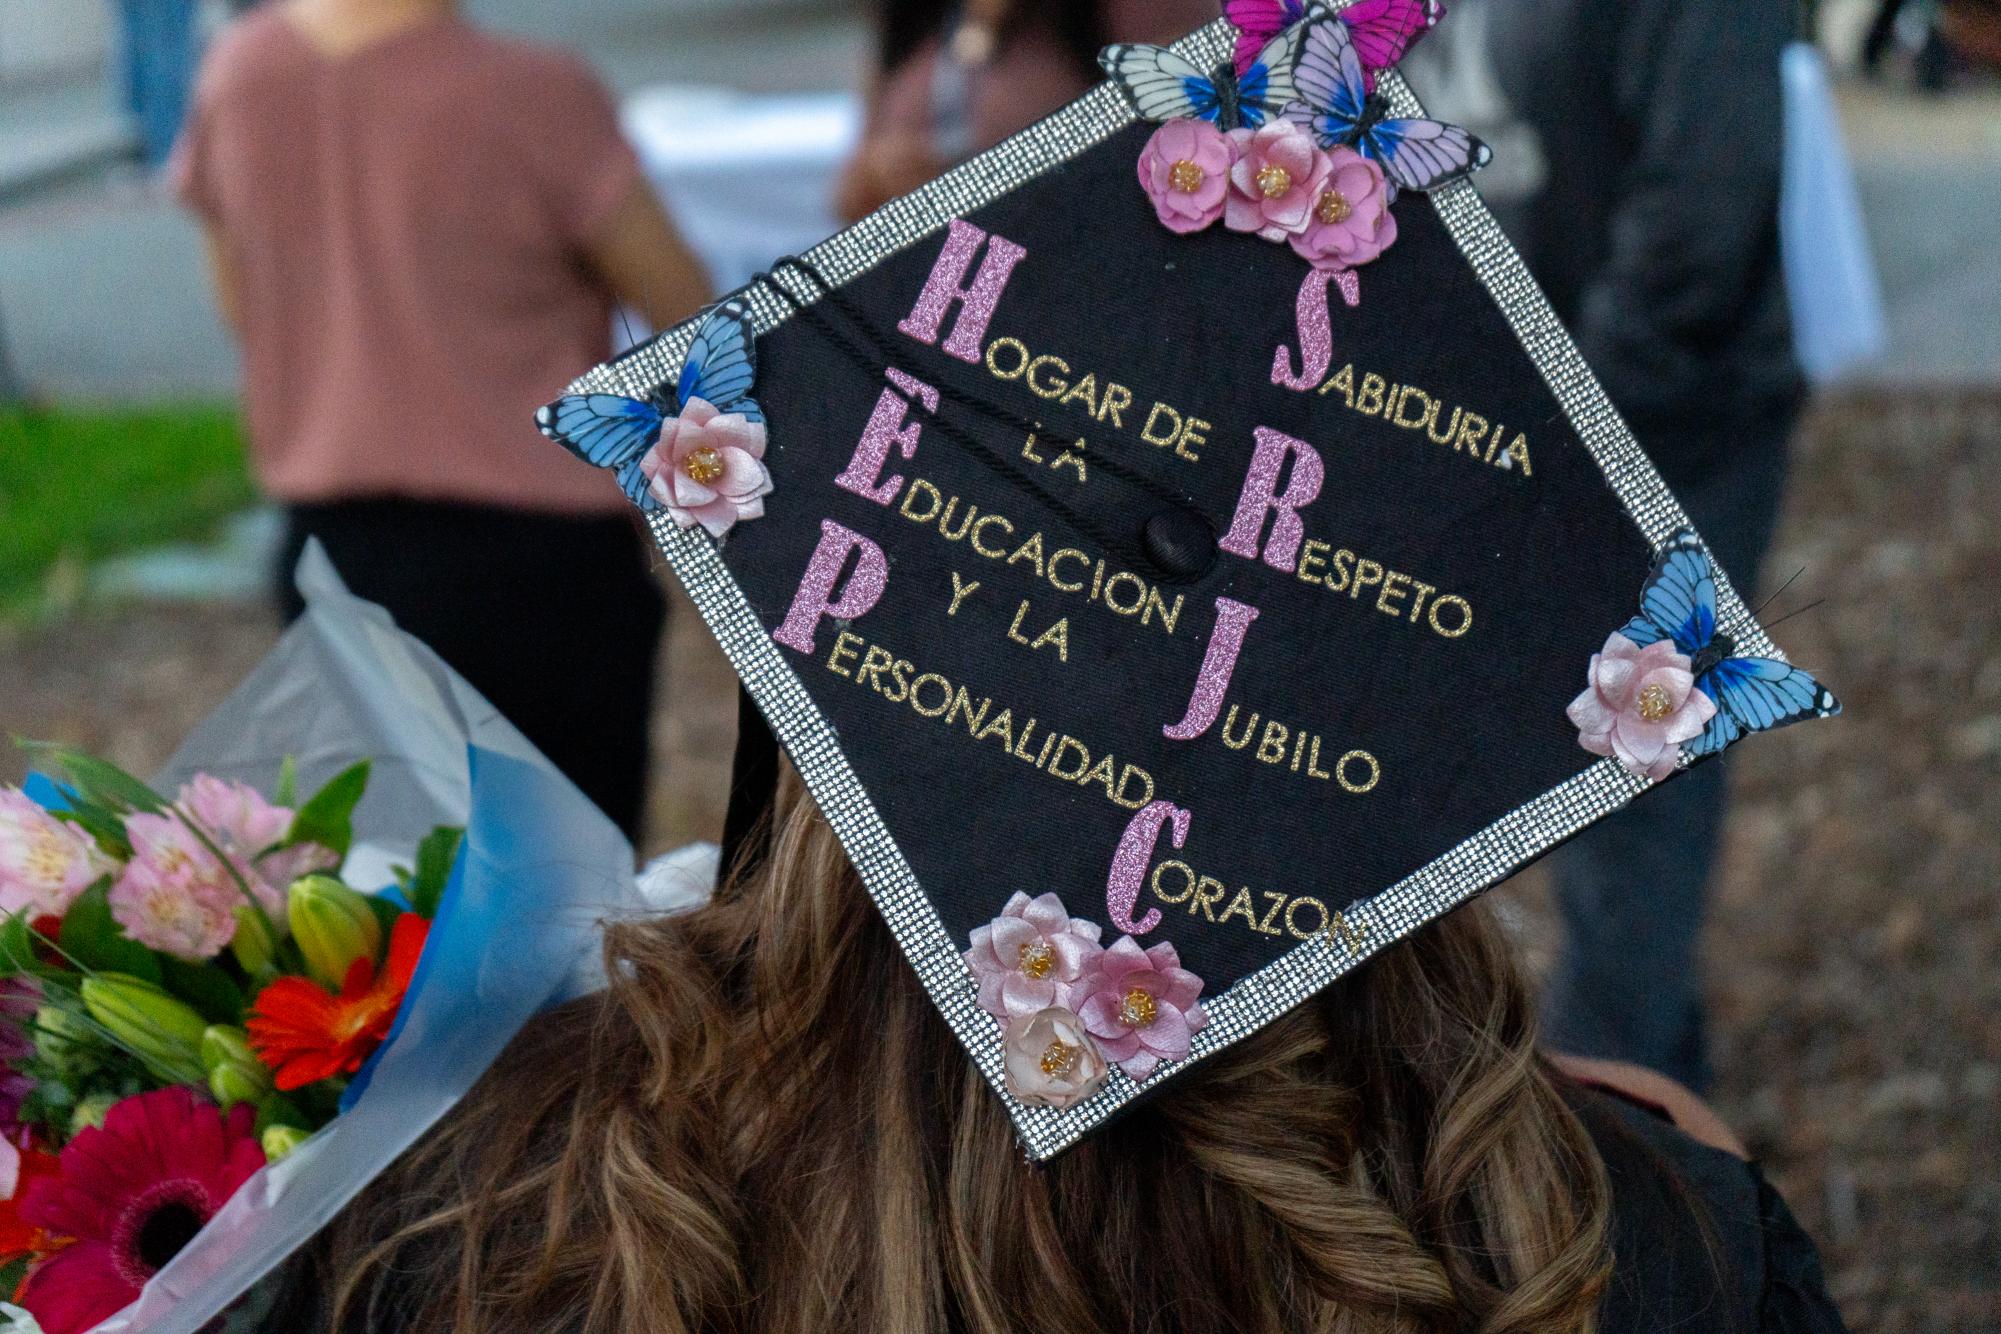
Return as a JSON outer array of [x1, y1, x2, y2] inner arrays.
[[18, 1087, 264, 1334], [1074, 937, 1207, 1082], [1136, 118, 1235, 234], [1225, 121, 1332, 241], [964, 891, 1103, 1022], [110, 814, 257, 960], [1567, 632, 1718, 781], [638, 395, 773, 538], [1287, 145, 1398, 272], [1002, 1007, 1109, 1110], [0, 789, 114, 918]]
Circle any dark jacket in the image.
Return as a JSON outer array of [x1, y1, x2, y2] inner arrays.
[[1437, 0, 1804, 467]]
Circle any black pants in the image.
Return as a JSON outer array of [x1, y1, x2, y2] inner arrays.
[[277, 499, 667, 843]]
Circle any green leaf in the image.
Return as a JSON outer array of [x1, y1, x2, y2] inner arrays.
[[407, 826, 463, 919], [0, 912, 64, 980], [363, 890, 403, 940], [274, 754, 298, 808], [17, 742, 166, 813], [56, 799, 133, 859], [253, 1093, 311, 1138], [59, 880, 163, 984], [285, 761, 371, 859], [162, 957, 247, 1026]]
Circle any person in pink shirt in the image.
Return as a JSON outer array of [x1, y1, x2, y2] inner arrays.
[[174, 0, 709, 840]]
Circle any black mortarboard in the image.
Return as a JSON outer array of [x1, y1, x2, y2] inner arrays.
[[540, 4, 1837, 1158]]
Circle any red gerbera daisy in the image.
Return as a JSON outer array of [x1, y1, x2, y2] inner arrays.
[[245, 912, 430, 1091], [15, 1087, 265, 1334], [0, 1136, 63, 1260]]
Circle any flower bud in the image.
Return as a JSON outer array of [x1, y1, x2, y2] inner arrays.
[[32, 1003, 105, 1075], [287, 875, 382, 990], [260, 1123, 311, 1162], [202, 1024, 273, 1109], [79, 973, 208, 1086], [228, 905, 279, 979], [69, 1092, 118, 1135]]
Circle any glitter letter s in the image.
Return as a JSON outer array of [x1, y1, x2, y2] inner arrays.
[[772, 519, 890, 655], [896, 218, 1028, 364], [1271, 269, 1335, 392], [1106, 800, 1191, 936], [1162, 597, 1260, 741]]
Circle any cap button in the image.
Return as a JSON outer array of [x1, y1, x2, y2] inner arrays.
[[1142, 507, 1216, 580]]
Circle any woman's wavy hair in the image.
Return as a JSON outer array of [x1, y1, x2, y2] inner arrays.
[[304, 778, 1613, 1333]]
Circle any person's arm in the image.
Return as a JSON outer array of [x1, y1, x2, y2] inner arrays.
[[582, 180, 711, 334], [1573, 0, 1795, 425], [194, 219, 243, 337], [1551, 1052, 1749, 1158]]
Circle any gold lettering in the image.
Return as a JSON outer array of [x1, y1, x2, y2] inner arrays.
[[985, 336, 1030, 379], [1151, 860, 1197, 904], [1216, 886, 1259, 929], [969, 514, 1013, 558], [1026, 354, 1070, 399], [1297, 537, 1331, 584], [1428, 595, 1473, 639], [1008, 531, 1046, 577], [1047, 547, 1089, 592], [827, 631, 862, 677], [1140, 401, 1182, 447], [1099, 382, 1133, 427], [1221, 705, 1258, 750], [947, 571, 979, 616], [899, 477, 943, 523]]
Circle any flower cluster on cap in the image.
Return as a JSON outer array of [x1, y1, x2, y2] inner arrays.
[[1137, 117, 1397, 294], [965, 891, 1208, 1109]]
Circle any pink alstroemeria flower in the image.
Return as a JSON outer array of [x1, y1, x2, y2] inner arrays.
[[1074, 937, 1207, 1082], [1567, 632, 1718, 781], [638, 396, 773, 538], [0, 788, 114, 918], [964, 891, 1104, 1022]]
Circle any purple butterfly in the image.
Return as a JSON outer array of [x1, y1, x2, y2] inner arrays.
[[1225, 0, 1444, 87]]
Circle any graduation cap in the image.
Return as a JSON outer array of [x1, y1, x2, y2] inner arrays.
[[541, 3, 1838, 1159]]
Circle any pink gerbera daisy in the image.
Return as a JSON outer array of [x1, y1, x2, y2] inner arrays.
[[16, 1087, 265, 1334]]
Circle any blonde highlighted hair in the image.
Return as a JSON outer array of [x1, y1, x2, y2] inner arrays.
[[304, 782, 1613, 1332]]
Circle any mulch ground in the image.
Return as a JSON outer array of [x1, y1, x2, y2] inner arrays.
[[1, 389, 1994, 1331]]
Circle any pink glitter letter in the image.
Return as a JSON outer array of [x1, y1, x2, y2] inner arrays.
[[896, 219, 1028, 364], [772, 519, 890, 655], [1218, 426, 1326, 571], [1271, 270, 1335, 392], [1162, 597, 1261, 741], [836, 367, 938, 505], [1106, 800, 1192, 936]]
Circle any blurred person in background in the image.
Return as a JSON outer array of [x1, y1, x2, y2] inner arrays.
[[116, 0, 203, 166], [173, 0, 710, 842], [1405, 0, 1802, 1092], [835, 0, 1216, 222]]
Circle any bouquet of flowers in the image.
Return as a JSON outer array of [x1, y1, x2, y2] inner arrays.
[[0, 751, 457, 1334], [0, 544, 645, 1334]]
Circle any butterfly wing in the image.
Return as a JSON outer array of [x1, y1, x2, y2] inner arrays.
[[677, 300, 763, 424], [1338, 0, 1445, 88], [1286, 14, 1370, 148], [1688, 656, 1841, 758], [1225, 0, 1307, 75], [1100, 44, 1221, 124], [1234, 23, 1306, 128], [1620, 530, 1718, 657], [1361, 116, 1490, 193], [535, 393, 665, 513]]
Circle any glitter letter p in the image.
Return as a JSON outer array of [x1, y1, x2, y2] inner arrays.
[[772, 519, 889, 655]]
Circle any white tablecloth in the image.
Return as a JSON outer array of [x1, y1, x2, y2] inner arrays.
[[622, 85, 861, 296]]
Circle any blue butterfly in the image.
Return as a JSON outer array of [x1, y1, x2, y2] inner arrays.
[[1284, 10, 1489, 197], [1621, 529, 1840, 759], [1100, 22, 1305, 131], [536, 300, 763, 515]]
